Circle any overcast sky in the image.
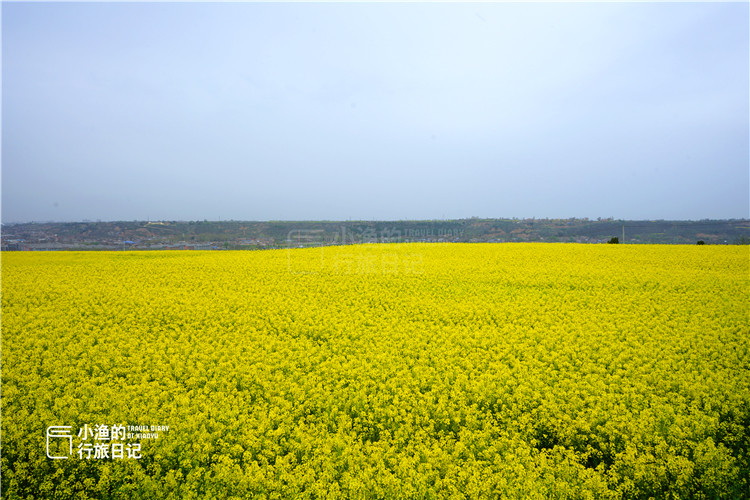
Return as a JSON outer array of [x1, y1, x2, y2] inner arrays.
[[2, 2, 748, 223]]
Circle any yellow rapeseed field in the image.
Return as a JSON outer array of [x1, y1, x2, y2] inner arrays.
[[2, 243, 748, 499]]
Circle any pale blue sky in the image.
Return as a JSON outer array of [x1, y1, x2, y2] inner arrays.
[[2, 2, 748, 222]]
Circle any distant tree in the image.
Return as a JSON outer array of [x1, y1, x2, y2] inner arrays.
[[697, 240, 705, 245], [607, 237, 619, 244]]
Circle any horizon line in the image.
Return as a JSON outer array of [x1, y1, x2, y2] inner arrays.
[[3, 216, 749, 225]]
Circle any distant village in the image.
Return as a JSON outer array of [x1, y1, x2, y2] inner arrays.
[[1, 221, 274, 251]]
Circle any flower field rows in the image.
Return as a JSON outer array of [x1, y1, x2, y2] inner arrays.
[[2, 243, 748, 499]]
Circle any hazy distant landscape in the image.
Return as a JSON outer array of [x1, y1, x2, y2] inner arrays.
[[2, 218, 748, 251]]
